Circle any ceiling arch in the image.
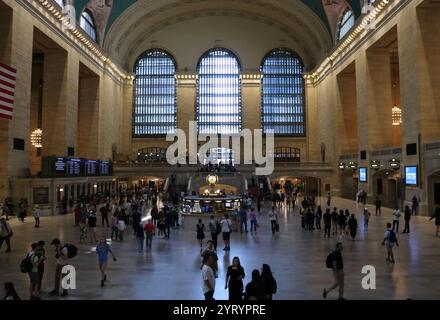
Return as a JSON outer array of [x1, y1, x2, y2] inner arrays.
[[103, 0, 335, 71]]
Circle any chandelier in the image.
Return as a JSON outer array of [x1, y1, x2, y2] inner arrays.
[[30, 128, 43, 148], [392, 105, 402, 126]]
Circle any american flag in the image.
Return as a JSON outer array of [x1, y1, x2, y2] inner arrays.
[[0, 62, 16, 120]]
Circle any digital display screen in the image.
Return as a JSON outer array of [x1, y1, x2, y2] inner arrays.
[[405, 166, 418, 186], [66, 158, 82, 176], [41, 157, 113, 178], [359, 167, 367, 183], [225, 202, 232, 208], [55, 158, 66, 174], [84, 160, 98, 176]]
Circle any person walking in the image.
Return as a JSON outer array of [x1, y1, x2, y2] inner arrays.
[[225, 256, 245, 301], [326, 193, 332, 207], [382, 223, 399, 263], [201, 240, 218, 275], [249, 208, 258, 234], [269, 207, 279, 235], [117, 216, 127, 241], [392, 206, 401, 233], [96, 239, 116, 287], [363, 208, 371, 230], [375, 196, 382, 216], [144, 218, 155, 250], [402, 205, 411, 234], [35, 241, 46, 295], [27, 243, 41, 300], [196, 219, 205, 251], [220, 214, 232, 251], [34, 206, 41, 228], [208, 216, 220, 251], [331, 208, 338, 235], [3, 282, 21, 300], [323, 242, 345, 300], [429, 205, 440, 237], [411, 195, 419, 216], [110, 213, 118, 241], [135, 224, 145, 252], [337, 210, 347, 236], [239, 208, 248, 234], [164, 209, 172, 239], [323, 208, 332, 238], [201, 254, 216, 300], [49, 239, 69, 297], [348, 214, 358, 241], [243, 270, 266, 301], [100, 204, 110, 227], [261, 264, 277, 300], [88, 211, 97, 244], [316, 206, 322, 230], [0, 218, 12, 252]]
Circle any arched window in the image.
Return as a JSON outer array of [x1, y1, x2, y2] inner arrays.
[[337, 8, 355, 41], [133, 49, 177, 136], [80, 10, 97, 41], [197, 48, 242, 135], [54, 0, 64, 8], [261, 48, 305, 136]]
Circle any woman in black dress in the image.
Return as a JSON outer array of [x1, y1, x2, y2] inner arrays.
[[244, 270, 266, 300], [261, 264, 277, 300], [225, 257, 245, 301], [348, 214, 358, 241], [196, 219, 205, 250]]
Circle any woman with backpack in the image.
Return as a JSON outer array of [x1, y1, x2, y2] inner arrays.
[[382, 223, 399, 263], [261, 264, 277, 300], [96, 239, 117, 287], [196, 219, 205, 251]]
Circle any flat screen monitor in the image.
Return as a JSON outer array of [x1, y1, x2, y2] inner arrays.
[[359, 167, 368, 183], [405, 166, 418, 186]]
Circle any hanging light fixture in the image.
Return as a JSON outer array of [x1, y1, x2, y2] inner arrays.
[[30, 128, 43, 148], [391, 50, 402, 126]]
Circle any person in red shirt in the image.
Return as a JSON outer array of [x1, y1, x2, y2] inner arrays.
[[144, 219, 155, 250]]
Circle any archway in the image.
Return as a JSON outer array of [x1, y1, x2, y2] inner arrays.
[[372, 169, 403, 209], [340, 170, 358, 201], [427, 170, 440, 215]]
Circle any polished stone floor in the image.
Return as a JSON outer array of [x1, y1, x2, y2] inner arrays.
[[0, 197, 439, 300]]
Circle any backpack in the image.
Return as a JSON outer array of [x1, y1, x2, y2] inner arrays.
[[20, 254, 33, 273], [326, 252, 334, 269], [63, 244, 78, 259], [388, 230, 397, 243]]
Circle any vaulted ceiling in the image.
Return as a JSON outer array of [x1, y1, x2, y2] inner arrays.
[[72, 0, 363, 71]]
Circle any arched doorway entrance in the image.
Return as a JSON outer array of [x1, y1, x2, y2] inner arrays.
[[373, 169, 403, 209], [427, 170, 440, 215], [340, 171, 358, 201]]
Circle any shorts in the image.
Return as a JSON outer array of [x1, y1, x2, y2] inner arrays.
[[222, 232, 230, 241], [90, 227, 97, 233], [29, 271, 39, 284]]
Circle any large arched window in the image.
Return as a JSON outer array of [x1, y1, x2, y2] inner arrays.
[[133, 49, 177, 136], [54, 0, 64, 8], [80, 10, 97, 41], [261, 48, 305, 136], [197, 48, 242, 135], [337, 8, 355, 41]]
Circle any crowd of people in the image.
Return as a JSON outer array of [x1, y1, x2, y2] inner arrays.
[[1, 185, 440, 301]]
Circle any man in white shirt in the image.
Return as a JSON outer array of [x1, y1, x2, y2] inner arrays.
[[49, 238, 69, 297], [201, 254, 216, 300], [392, 206, 401, 233], [220, 214, 232, 251]]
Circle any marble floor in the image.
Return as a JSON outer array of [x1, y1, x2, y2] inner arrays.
[[0, 197, 439, 300]]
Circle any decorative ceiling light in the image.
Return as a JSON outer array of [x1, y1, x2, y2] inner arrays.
[[30, 129, 43, 148]]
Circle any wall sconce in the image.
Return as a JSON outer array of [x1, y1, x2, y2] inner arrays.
[[389, 158, 400, 170], [370, 160, 381, 169], [58, 187, 64, 192], [338, 162, 346, 170], [348, 161, 358, 170]]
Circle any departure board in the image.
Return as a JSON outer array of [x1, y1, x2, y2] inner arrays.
[[41, 157, 113, 178]]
